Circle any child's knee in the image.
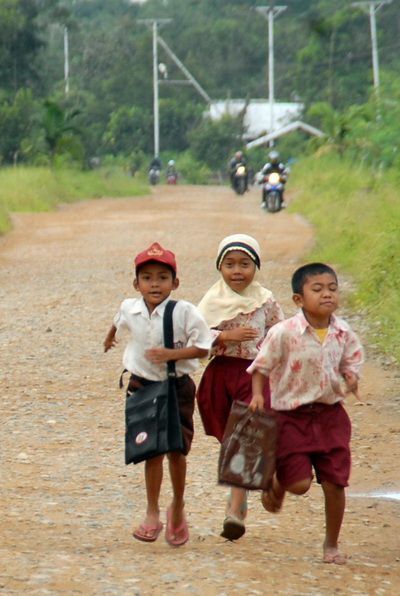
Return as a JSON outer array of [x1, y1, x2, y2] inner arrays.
[[287, 477, 312, 495], [167, 451, 185, 463]]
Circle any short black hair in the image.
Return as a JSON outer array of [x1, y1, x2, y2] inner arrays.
[[291, 263, 338, 294], [135, 261, 176, 279]]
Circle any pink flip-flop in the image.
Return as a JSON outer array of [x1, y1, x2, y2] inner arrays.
[[133, 521, 163, 542], [165, 508, 189, 547]]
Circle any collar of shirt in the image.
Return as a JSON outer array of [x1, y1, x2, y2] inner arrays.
[[295, 309, 347, 335], [128, 296, 172, 319]]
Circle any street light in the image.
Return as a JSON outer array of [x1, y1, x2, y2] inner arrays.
[[64, 26, 69, 96], [256, 5, 287, 144], [137, 18, 172, 158], [351, 1, 392, 93]]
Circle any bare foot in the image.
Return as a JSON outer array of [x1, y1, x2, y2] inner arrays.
[[323, 546, 347, 565], [261, 479, 285, 513]]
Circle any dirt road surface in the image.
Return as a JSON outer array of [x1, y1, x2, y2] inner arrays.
[[1, 185, 399, 595]]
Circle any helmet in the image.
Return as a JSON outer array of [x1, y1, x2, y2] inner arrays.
[[168, 159, 175, 166], [269, 150, 279, 164]]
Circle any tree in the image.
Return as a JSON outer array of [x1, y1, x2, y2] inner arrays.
[[0, 88, 39, 164], [41, 99, 81, 161], [187, 115, 244, 170], [0, 0, 47, 94], [102, 105, 152, 156]]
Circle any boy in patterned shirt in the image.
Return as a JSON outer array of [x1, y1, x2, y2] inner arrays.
[[248, 262, 363, 565]]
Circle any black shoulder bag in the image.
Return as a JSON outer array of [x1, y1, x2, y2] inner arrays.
[[124, 300, 184, 465]]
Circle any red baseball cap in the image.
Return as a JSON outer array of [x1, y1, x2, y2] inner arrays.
[[134, 242, 177, 274]]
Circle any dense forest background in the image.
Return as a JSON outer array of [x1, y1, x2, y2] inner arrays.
[[1, 0, 400, 172]]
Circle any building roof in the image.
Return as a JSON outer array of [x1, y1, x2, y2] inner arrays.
[[208, 99, 304, 140]]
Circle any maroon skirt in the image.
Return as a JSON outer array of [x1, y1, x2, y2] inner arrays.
[[196, 356, 271, 443]]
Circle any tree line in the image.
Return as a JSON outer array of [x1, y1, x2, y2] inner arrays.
[[0, 0, 400, 173]]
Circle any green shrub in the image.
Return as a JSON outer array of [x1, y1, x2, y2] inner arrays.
[[290, 154, 400, 360], [176, 152, 212, 184], [0, 166, 149, 235]]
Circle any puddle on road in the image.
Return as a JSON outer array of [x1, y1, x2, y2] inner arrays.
[[349, 491, 400, 502]]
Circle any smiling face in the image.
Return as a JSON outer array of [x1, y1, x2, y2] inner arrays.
[[219, 250, 256, 294], [293, 272, 339, 328], [134, 262, 179, 312]]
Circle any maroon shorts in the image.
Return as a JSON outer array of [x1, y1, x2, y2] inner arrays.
[[275, 402, 352, 488], [196, 356, 271, 443], [128, 374, 196, 455]]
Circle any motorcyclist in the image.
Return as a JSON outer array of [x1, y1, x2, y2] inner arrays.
[[166, 159, 177, 182], [148, 156, 162, 185], [260, 150, 288, 206], [149, 156, 162, 171], [229, 150, 249, 191]]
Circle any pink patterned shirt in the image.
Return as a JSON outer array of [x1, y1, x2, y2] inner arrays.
[[247, 310, 364, 410], [211, 298, 284, 360]]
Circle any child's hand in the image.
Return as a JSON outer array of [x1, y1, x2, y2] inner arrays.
[[224, 327, 259, 343], [103, 337, 117, 352], [343, 371, 361, 401], [249, 394, 265, 412], [145, 347, 172, 364]]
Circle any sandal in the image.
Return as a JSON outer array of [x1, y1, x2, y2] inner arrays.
[[220, 514, 246, 541], [165, 508, 189, 547], [133, 521, 163, 542]]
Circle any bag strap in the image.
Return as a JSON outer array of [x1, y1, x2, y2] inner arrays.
[[163, 300, 177, 378]]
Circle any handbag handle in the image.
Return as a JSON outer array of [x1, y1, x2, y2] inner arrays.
[[232, 408, 255, 435], [163, 300, 177, 378]]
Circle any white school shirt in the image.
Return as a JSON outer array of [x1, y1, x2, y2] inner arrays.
[[113, 297, 212, 381], [247, 310, 364, 410]]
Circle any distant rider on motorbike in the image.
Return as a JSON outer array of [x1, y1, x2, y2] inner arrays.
[[261, 150, 288, 206], [166, 159, 178, 182], [149, 156, 162, 171], [148, 156, 162, 185], [229, 150, 249, 192]]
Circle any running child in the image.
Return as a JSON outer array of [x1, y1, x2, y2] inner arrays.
[[104, 242, 212, 547], [196, 234, 284, 541], [248, 262, 364, 564]]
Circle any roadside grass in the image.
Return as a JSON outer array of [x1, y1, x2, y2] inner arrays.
[[289, 154, 400, 361], [0, 166, 148, 235]]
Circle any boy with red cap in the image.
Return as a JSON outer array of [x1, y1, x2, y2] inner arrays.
[[104, 242, 212, 547]]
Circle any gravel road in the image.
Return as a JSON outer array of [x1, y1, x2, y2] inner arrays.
[[1, 184, 399, 595]]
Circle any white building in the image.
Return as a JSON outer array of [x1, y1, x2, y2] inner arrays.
[[208, 99, 304, 141]]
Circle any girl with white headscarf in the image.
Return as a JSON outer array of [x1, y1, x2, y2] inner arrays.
[[196, 234, 284, 541]]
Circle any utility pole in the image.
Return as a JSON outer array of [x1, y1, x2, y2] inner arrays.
[[351, 1, 392, 93], [256, 5, 287, 145], [64, 26, 69, 96], [137, 18, 171, 157], [157, 35, 211, 104]]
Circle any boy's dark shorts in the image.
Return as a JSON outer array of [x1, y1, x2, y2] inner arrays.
[[275, 401, 351, 488], [127, 374, 195, 456]]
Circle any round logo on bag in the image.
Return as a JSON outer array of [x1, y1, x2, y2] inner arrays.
[[135, 432, 148, 445], [230, 453, 245, 474]]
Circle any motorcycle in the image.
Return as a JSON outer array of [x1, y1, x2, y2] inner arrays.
[[262, 172, 284, 213], [149, 167, 160, 185], [233, 163, 247, 195], [167, 171, 178, 185]]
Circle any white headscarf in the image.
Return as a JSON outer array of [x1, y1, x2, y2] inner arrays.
[[215, 234, 261, 270], [198, 234, 272, 327]]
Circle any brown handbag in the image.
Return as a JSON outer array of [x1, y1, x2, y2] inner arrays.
[[218, 401, 277, 491]]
